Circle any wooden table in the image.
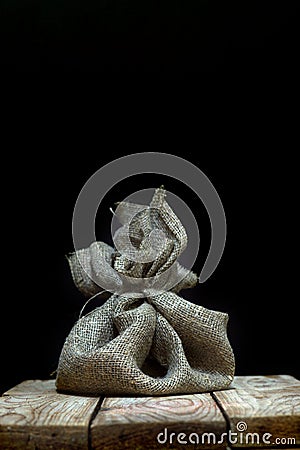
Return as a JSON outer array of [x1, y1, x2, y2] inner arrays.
[[0, 375, 299, 449]]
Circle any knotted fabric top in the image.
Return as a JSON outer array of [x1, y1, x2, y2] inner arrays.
[[67, 187, 198, 296], [56, 188, 235, 396]]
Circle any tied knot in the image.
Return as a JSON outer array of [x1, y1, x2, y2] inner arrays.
[[67, 187, 198, 298]]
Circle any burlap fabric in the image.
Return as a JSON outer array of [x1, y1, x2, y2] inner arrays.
[[56, 188, 235, 396]]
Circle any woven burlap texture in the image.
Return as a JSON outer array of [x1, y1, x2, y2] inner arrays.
[[56, 188, 235, 396]]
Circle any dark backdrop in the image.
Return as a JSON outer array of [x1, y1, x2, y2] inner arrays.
[[1, 150, 298, 394], [0, 0, 299, 75]]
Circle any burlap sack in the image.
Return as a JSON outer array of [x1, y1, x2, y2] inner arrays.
[[56, 188, 235, 396]]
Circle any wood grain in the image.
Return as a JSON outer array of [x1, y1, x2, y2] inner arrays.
[[213, 375, 300, 447], [1, 376, 299, 449], [0, 379, 100, 450], [91, 392, 227, 450]]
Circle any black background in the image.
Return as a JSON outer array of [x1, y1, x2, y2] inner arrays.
[[0, 0, 299, 75], [1, 148, 299, 395], [1, 0, 299, 401]]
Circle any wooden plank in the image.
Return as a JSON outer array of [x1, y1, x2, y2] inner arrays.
[[91, 392, 227, 450], [0, 379, 100, 450], [213, 375, 300, 447]]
